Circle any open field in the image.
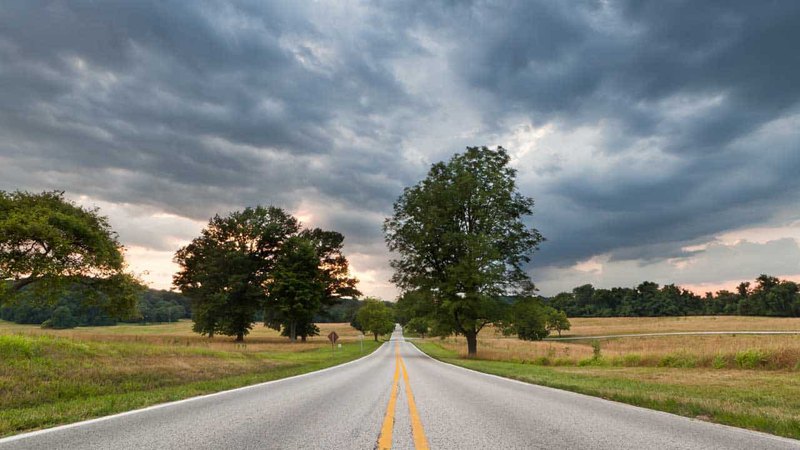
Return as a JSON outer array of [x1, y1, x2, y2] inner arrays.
[[434, 333, 800, 369], [414, 315, 800, 438], [0, 320, 380, 437], [563, 315, 800, 336], [415, 342, 800, 439], [425, 315, 800, 369]]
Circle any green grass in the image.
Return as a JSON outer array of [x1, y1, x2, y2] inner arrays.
[[0, 331, 381, 437], [415, 342, 800, 440]]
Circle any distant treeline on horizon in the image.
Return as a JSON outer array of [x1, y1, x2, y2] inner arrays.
[[0, 285, 367, 329], [544, 274, 800, 318]]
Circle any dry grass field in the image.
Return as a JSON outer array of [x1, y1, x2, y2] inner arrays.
[[416, 315, 800, 438], [0, 320, 363, 351], [564, 315, 800, 336], [0, 320, 379, 437], [429, 316, 800, 370]]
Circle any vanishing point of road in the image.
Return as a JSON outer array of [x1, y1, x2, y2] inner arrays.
[[1, 327, 798, 450]]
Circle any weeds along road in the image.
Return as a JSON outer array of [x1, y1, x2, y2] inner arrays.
[[1, 327, 798, 450]]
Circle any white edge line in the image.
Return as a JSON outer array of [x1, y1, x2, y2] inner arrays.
[[406, 341, 800, 446], [0, 342, 389, 444]]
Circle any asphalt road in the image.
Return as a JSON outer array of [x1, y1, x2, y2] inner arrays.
[[1, 327, 798, 450]]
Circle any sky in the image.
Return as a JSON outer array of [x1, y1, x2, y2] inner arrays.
[[2, 0, 800, 299]]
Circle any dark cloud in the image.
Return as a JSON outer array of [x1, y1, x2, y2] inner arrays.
[[1, 1, 800, 297]]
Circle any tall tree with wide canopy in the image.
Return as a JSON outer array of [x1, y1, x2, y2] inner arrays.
[[175, 206, 359, 342], [0, 190, 142, 318], [265, 229, 360, 341], [384, 146, 543, 356], [174, 206, 300, 341]]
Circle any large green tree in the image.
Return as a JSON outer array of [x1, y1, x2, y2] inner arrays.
[[265, 229, 360, 341], [0, 190, 142, 318], [175, 206, 359, 342], [385, 146, 543, 356], [174, 206, 300, 341], [501, 297, 549, 341], [265, 237, 327, 342], [356, 298, 395, 341]]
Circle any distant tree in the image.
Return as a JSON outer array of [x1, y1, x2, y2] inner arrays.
[[356, 298, 395, 341], [385, 147, 543, 356], [404, 316, 431, 338], [501, 297, 549, 341], [174, 207, 300, 341], [545, 308, 570, 337], [43, 305, 78, 329], [0, 190, 142, 318], [394, 290, 435, 326]]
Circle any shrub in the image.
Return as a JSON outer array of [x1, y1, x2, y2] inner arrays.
[[591, 340, 602, 359], [621, 354, 642, 367], [48, 306, 79, 329], [578, 357, 607, 367], [658, 352, 698, 368], [735, 349, 768, 369]]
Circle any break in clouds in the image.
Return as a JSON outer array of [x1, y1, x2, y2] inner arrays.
[[2, 1, 800, 298]]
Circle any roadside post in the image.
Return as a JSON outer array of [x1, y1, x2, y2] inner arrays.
[[358, 333, 364, 353], [327, 331, 339, 355]]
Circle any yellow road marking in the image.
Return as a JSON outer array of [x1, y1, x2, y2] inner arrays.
[[400, 353, 430, 450], [377, 342, 430, 450], [377, 344, 401, 450]]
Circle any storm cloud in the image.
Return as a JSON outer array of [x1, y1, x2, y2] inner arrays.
[[1, 1, 799, 297]]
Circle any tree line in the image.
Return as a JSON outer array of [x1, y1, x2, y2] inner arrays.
[[546, 275, 800, 318], [0, 286, 191, 328]]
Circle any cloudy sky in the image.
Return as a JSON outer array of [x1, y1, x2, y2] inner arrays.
[[2, 1, 800, 299]]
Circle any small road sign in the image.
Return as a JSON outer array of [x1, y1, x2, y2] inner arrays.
[[327, 331, 339, 344]]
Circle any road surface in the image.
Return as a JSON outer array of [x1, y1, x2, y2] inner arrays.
[[1, 326, 798, 449]]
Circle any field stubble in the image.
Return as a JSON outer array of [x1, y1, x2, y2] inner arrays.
[[432, 316, 800, 370]]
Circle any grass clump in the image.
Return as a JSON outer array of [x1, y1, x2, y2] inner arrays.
[[734, 349, 769, 369], [712, 354, 729, 369], [658, 352, 698, 368]]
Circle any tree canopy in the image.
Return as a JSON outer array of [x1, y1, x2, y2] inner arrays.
[[174, 206, 358, 342], [355, 298, 395, 341], [385, 146, 543, 356], [265, 237, 327, 342], [0, 190, 142, 318]]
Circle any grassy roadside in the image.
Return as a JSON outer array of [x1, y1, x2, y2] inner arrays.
[[414, 341, 800, 440], [0, 325, 381, 437]]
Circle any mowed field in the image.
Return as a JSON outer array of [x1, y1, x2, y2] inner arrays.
[[0, 320, 379, 437], [434, 316, 800, 369], [566, 315, 800, 336], [417, 316, 800, 439]]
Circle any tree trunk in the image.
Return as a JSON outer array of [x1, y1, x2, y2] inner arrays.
[[289, 321, 297, 342], [301, 335, 307, 342], [373, 332, 378, 341], [235, 332, 244, 342], [465, 331, 478, 358]]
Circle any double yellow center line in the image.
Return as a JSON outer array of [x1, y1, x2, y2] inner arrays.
[[377, 343, 429, 450]]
